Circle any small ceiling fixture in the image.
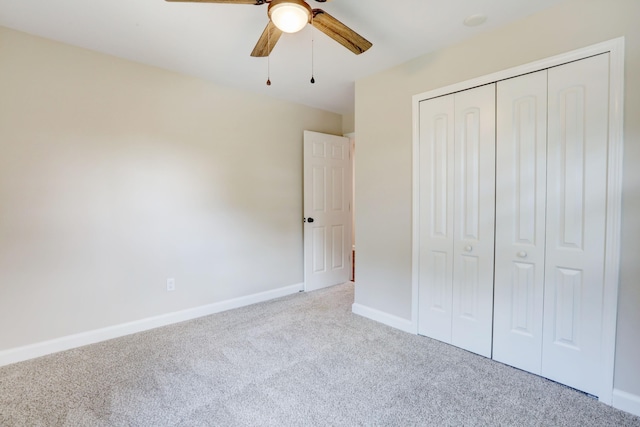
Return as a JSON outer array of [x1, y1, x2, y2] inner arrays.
[[268, 0, 312, 33], [464, 14, 488, 27]]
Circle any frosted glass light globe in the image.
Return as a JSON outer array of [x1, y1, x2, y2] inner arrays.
[[269, 2, 310, 34]]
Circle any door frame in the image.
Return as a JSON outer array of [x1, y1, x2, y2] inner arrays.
[[411, 37, 625, 405], [344, 132, 356, 281]]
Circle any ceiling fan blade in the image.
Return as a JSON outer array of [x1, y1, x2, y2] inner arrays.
[[165, 0, 262, 4], [250, 21, 283, 57], [311, 9, 372, 55]]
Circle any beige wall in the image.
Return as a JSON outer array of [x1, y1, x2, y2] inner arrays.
[[342, 113, 355, 135], [0, 27, 342, 350], [355, 0, 640, 396]]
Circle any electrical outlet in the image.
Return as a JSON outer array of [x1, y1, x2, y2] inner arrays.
[[166, 277, 175, 292]]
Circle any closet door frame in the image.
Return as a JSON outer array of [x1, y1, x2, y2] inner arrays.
[[412, 37, 625, 405]]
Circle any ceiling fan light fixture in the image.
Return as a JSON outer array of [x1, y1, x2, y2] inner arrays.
[[268, 0, 312, 34]]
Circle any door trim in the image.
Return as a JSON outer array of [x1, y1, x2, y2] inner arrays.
[[411, 37, 625, 405]]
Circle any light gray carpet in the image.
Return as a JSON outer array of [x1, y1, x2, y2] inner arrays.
[[0, 283, 638, 426]]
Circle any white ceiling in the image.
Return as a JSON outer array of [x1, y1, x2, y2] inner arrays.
[[0, 0, 564, 115]]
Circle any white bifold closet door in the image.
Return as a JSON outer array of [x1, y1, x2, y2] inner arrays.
[[418, 84, 496, 358], [542, 53, 609, 396], [493, 70, 548, 374], [493, 53, 609, 396]]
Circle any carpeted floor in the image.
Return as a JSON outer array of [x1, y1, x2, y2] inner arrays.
[[0, 283, 638, 426]]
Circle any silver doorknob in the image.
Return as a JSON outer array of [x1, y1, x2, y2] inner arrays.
[[517, 251, 527, 258], [464, 245, 473, 252]]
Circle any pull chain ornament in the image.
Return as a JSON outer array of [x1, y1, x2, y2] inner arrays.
[[266, 25, 272, 86], [310, 15, 315, 84]]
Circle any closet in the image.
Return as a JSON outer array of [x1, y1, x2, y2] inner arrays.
[[417, 53, 610, 397]]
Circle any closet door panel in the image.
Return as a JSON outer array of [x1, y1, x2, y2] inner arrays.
[[543, 53, 609, 396], [418, 95, 455, 342], [493, 70, 548, 374], [451, 84, 496, 358]]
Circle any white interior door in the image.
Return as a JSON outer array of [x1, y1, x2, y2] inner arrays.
[[542, 53, 609, 396], [417, 94, 455, 342], [303, 131, 352, 292], [451, 84, 496, 358], [493, 70, 548, 373]]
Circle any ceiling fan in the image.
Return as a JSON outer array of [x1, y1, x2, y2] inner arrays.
[[165, 0, 373, 57]]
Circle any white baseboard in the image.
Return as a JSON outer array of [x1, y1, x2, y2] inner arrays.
[[613, 389, 640, 417], [0, 282, 303, 367], [352, 303, 415, 334]]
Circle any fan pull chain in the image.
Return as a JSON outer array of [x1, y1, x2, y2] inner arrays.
[[310, 16, 315, 84], [266, 25, 271, 86]]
